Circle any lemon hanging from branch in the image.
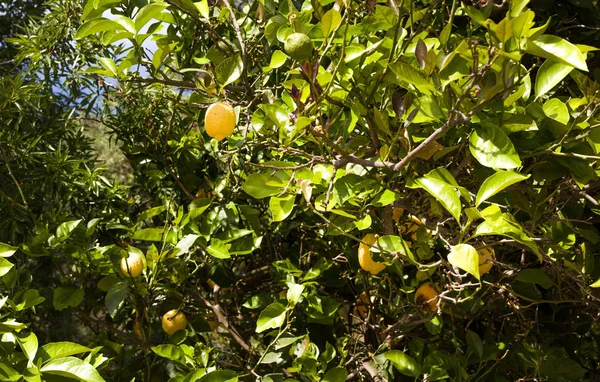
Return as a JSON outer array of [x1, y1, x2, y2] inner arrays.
[[205, 101, 236, 141], [162, 309, 187, 335], [358, 233, 386, 275]]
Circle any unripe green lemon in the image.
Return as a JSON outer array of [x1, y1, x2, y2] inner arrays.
[[284, 33, 313, 61]]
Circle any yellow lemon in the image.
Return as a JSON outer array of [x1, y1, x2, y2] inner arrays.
[[162, 309, 187, 335], [358, 234, 386, 275], [478, 246, 495, 275], [414, 282, 439, 313], [120, 251, 144, 278], [205, 102, 236, 141]]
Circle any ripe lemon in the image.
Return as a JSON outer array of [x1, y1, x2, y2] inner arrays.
[[205, 102, 236, 141], [120, 251, 145, 278], [284, 33, 313, 61], [478, 246, 495, 275], [162, 309, 187, 335], [414, 282, 439, 313], [358, 234, 386, 275]]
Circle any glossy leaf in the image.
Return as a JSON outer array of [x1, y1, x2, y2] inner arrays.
[[256, 302, 287, 333], [525, 35, 588, 71], [40, 357, 104, 382], [535, 59, 574, 98], [469, 124, 522, 169], [383, 350, 419, 377], [476, 171, 530, 206], [408, 177, 461, 223], [448, 244, 480, 280], [269, 195, 295, 222]]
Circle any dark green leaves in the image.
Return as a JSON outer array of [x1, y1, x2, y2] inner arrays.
[[53, 286, 84, 311], [383, 351, 419, 377]]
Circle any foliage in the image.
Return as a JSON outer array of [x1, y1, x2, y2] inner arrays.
[[1, 0, 600, 381]]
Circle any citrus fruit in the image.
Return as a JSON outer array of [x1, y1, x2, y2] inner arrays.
[[205, 102, 236, 141], [120, 251, 144, 278], [284, 33, 313, 61], [358, 234, 386, 275], [478, 246, 495, 275], [162, 309, 187, 335], [414, 282, 439, 313]]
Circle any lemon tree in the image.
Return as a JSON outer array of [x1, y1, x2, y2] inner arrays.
[[1, 0, 600, 380]]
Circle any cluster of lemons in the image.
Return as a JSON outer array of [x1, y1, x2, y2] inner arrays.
[[120, 253, 188, 335], [357, 208, 496, 313]]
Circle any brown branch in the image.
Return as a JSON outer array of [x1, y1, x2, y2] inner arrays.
[[199, 293, 254, 354]]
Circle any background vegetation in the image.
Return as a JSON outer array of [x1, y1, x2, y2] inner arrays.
[[1, 0, 600, 381]]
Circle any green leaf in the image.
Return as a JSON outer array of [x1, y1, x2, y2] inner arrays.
[[36, 342, 91, 363], [105, 281, 127, 318], [138, 206, 167, 222], [256, 302, 287, 333], [168, 0, 200, 16], [57, 219, 82, 241], [13, 289, 45, 311], [53, 286, 85, 311], [195, 0, 209, 18], [448, 244, 481, 280], [590, 279, 600, 288], [515, 269, 553, 288], [243, 173, 288, 199], [466, 330, 484, 359], [131, 228, 165, 242], [269, 195, 295, 222], [525, 35, 588, 71], [134, 3, 169, 32], [188, 198, 212, 219], [74, 19, 126, 40], [377, 235, 413, 259], [370, 189, 400, 207], [265, 50, 287, 71], [469, 123, 521, 169], [473, 213, 541, 260], [543, 98, 570, 125], [40, 357, 104, 382], [0, 243, 17, 257], [199, 370, 237, 382], [0, 361, 21, 381], [322, 367, 348, 382], [535, 59, 574, 98], [408, 177, 461, 223], [151, 344, 185, 363], [502, 114, 537, 134], [321, 9, 342, 38], [16, 332, 38, 361], [206, 238, 231, 259], [216, 54, 243, 88], [386, 61, 437, 95], [0, 258, 14, 277], [98, 57, 118, 77], [495, 17, 513, 43], [383, 350, 419, 377], [476, 171, 530, 206]]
